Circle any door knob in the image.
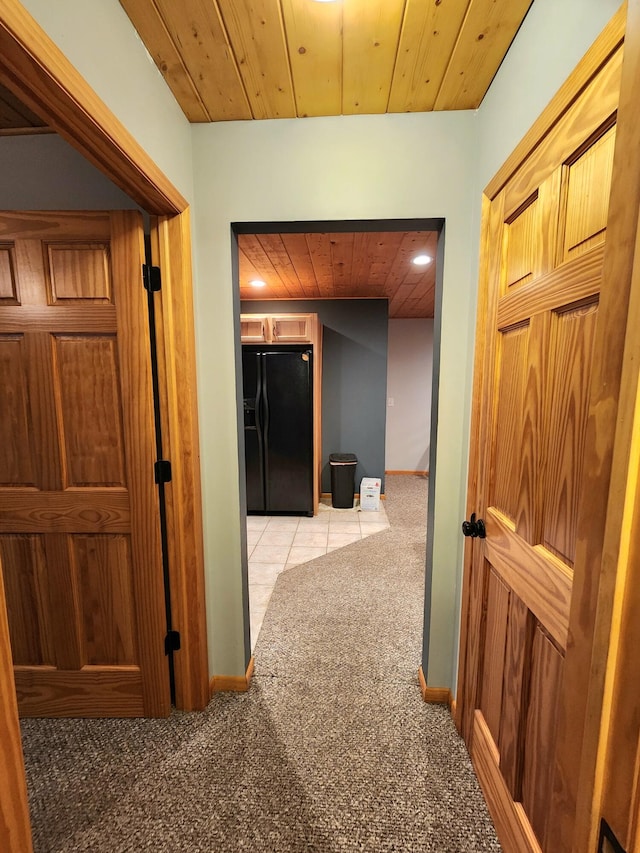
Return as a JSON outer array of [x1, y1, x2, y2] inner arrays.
[[462, 513, 486, 539]]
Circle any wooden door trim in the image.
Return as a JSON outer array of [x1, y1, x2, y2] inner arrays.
[[0, 553, 33, 853], [112, 211, 171, 717], [0, 0, 186, 215], [0, 3, 208, 711], [556, 0, 640, 848], [151, 212, 209, 711]]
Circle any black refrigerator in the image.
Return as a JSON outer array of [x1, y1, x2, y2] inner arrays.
[[242, 345, 314, 515]]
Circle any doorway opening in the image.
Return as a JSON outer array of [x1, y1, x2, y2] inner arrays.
[[231, 218, 445, 658]]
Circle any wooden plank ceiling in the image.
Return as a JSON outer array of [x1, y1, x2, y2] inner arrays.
[[118, 0, 533, 122], [239, 230, 438, 318]]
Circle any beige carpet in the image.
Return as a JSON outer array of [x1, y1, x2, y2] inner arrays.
[[20, 474, 500, 852]]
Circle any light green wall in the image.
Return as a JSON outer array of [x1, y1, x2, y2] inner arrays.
[[477, 0, 622, 189], [19, 0, 194, 204], [9, 0, 625, 686], [191, 112, 478, 677]]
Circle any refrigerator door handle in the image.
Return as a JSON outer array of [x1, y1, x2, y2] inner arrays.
[[255, 355, 266, 494], [261, 354, 270, 504]]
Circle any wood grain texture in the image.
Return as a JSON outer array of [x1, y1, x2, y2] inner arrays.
[[42, 533, 83, 670], [503, 48, 622, 220], [472, 711, 542, 853], [515, 313, 550, 546], [152, 212, 209, 711], [597, 202, 640, 853], [485, 3, 627, 200], [455, 194, 492, 736], [388, 0, 469, 113], [480, 570, 510, 746], [492, 324, 528, 521], [0, 243, 18, 301], [23, 332, 62, 491], [281, 0, 341, 118], [239, 230, 438, 319], [0, 335, 35, 486], [0, 211, 111, 241], [504, 195, 539, 289], [342, 0, 404, 115], [0, 490, 130, 533], [154, 0, 251, 121], [115, 0, 211, 122], [216, 0, 295, 120], [0, 553, 33, 852], [499, 594, 535, 800], [485, 509, 572, 649], [210, 656, 255, 694], [497, 244, 604, 330], [0, 210, 171, 717], [522, 628, 564, 848], [110, 211, 170, 718], [117, 0, 529, 122], [73, 535, 137, 666], [1, 535, 51, 667], [562, 125, 616, 262], [0, 5, 187, 213], [54, 335, 127, 488], [457, 193, 506, 743], [0, 305, 117, 333], [555, 3, 640, 846], [271, 314, 313, 342], [47, 243, 112, 303], [435, 0, 533, 111], [458, 10, 628, 853], [418, 665, 453, 705], [542, 302, 599, 567], [14, 666, 144, 717]]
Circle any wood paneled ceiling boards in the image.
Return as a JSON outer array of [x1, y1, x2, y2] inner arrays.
[[239, 230, 439, 318], [118, 0, 533, 122]]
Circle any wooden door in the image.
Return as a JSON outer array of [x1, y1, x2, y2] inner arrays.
[[0, 210, 170, 717], [0, 550, 32, 852], [456, 26, 623, 853]]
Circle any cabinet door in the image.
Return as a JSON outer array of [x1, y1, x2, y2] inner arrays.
[[271, 314, 312, 342], [240, 315, 268, 342]]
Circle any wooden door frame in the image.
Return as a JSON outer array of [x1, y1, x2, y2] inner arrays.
[[456, 3, 640, 850], [0, 0, 209, 724]]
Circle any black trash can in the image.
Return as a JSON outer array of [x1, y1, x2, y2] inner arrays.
[[329, 453, 357, 508]]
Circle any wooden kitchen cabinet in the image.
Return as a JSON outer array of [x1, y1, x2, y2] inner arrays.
[[240, 312, 315, 343], [239, 315, 268, 342]]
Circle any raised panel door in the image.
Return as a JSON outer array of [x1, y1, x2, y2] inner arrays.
[[458, 50, 620, 852], [0, 211, 169, 717]]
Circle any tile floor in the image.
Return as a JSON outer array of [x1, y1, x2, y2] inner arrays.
[[248, 498, 389, 647]]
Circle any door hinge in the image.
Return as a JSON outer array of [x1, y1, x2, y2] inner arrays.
[[155, 459, 172, 484], [142, 263, 161, 292], [165, 630, 181, 655]]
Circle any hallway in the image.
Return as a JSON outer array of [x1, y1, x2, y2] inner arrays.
[[20, 475, 499, 852]]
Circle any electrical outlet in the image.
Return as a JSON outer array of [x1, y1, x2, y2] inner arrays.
[[388, 397, 394, 407]]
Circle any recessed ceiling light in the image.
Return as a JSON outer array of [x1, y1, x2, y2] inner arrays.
[[249, 279, 267, 288], [412, 254, 432, 266]]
